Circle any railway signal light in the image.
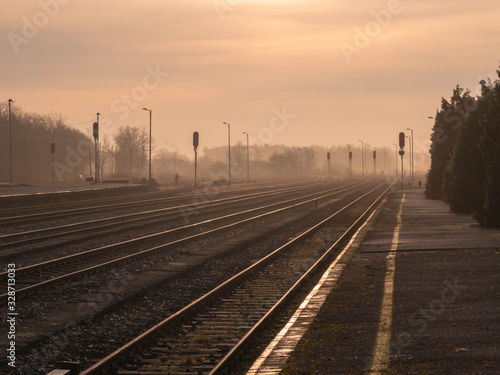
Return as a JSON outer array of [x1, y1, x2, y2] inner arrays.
[[373, 150, 376, 159], [193, 131, 199, 151], [193, 131, 199, 189], [327, 152, 330, 160], [399, 132, 405, 148], [349, 151, 352, 160], [51, 142, 55, 154], [93, 122, 99, 139]]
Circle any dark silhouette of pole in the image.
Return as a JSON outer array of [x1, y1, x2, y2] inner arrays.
[[407, 127, 414, 182], [8, 99, 13, 188], [243, 131, 249, 182], [327, 150, 331, 180], [93, 115, 99, 184], [51, 142, 55, 186], [347, 145, 352, 180], [111, 145, 114, 175], [406, 135, 411, 184], [358, 140, 364, 177], [393, 143, 397, 177], [401, 152, 404, 190], [223, 122, 231, 185], [193, 131, 199, 189], [143, 108, 152, 185], [97, 113, 101, 183]]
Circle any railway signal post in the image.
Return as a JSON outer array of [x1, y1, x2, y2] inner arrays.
[[327, 152, 331, 180], [193, 131, 199, 189], [51, 142, 55, 186], [349, 150, 352, 180], [399, 132, 405, 190], [93, 120, 99, 184]]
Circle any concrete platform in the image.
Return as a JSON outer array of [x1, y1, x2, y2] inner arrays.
[[258, 190, 499, 374]]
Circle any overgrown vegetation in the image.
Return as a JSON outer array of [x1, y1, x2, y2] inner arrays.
[[426, 66, 500, 226]]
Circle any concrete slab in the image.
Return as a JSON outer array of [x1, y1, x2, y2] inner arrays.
[[278, 190, 500, 374]]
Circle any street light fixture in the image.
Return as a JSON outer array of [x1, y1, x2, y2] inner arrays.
[[142, 108, 152, 185], [358, 140, 364, 177], [407, 127, 414, 182], [242, 131, 249, 182], [223, 122, 231, 186], [8, 99, 14, 188]]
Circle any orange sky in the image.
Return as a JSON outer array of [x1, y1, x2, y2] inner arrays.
[[2, 0, 499, 157]]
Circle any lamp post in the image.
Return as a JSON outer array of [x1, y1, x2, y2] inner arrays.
[[365, 143, 370, 175], [242, 131, 249, 182], [358, 140, 364, 177], [111, 145, 114, 175], [393, 143, 398, 177], [372, 147, 376, 180], [8, 99, 14, 188], [407, 127, 414, 182], [142, 108, 152, 185], [406, 135, 411, 183], [223, 122, 231, 185]]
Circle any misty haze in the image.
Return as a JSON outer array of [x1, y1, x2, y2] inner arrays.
[[1, 1, 499, 374]]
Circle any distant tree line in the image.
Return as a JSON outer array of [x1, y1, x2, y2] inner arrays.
[[426, 67, 500, 226], [1, 102, 404, 188], [113, 126, 149, 179], [0, 103, 90, 185]]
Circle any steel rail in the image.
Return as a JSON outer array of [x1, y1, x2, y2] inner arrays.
[[0, 180, 365, 304], [210, 182, 394, 374], [79, 182, 391, 375], [0, 180, 340, 250], [0, 179, 317, 217], [0, 180, 332, 226]]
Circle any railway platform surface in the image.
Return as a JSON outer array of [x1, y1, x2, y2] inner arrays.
[[259, 190, 500, 374]]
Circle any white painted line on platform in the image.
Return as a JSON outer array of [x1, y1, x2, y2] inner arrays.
[[246, 203, 383, 375], [369, 193, 405, 374]]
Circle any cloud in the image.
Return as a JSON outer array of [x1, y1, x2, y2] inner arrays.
[[1, 0, 499, 156]]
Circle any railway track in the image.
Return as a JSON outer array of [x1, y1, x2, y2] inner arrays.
[[78, 182, 393, 375], [0, 179, 326, 228], [0, 179, 338, 253], [0, 184, 194, 218], [0, 180, 364, 305]]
